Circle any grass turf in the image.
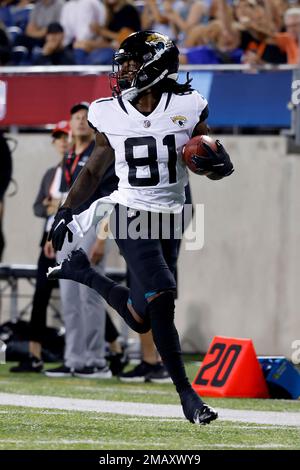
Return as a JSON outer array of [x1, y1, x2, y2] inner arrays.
[[1, 362, 300, 412], [0, 405, 300, 450], [0, 361, 300, 450]]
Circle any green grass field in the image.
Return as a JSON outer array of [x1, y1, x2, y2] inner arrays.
[[0, 362, 300, 450]]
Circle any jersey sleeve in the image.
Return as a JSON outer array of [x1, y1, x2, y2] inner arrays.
[[87, 101, 102, 133], [194, 90, 208, 121], [187, 91, 209, 138]]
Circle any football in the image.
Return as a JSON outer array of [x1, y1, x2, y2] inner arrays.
[[182, 135, 218, 174]]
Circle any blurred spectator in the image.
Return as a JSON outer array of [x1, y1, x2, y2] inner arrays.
[[163, 0, 208, 40], [271, 7, 300, 64], [91, 0, 141, 43], [0, 1, 33, 5], [180, 43, 242, 64], [1, 0, 35, 30], [10, 122, 70, 373], [14, 0, 64, 59], [262, 0, 286, 32], [0, 20, 11, 63], [142, 0, 206, 43], [33, 22, 75, 65], [10, 1, 35, 33], [231, 0, 287, 65], [0, 1, 14, 27], [25, 0, 63, 40], [0, 133, 12, 261], [181, 17, 242, 63], [60, 0, 106, 47], [184, 0, 288, 65], [73, 0, 141, 65]]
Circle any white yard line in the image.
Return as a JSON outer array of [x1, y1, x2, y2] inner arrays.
[[0, 439, 296, 449], [0, 392, 299, 427]]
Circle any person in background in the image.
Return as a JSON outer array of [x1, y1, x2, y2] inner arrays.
[[142, 0, 206, 44], [90, 0, 141, 46], [271, 7, 300, 64], [0, 132, 12, 261], [0, 1, 33, 6], [0, 20, 11, 64], [184, 0, 287, 65], [33, 22, 75, 65], [73, 0, 141, 65], [14, 0, 64, 58], [10, 121, 70, 372], [234, 0, 288, 65], [10, 142, 126, 374], [60, 0, 106, 48], [44, 102, 114, 379]]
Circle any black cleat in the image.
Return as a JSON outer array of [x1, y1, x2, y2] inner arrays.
[[193, 404, 218, 425], [108, 352, 129, 376], [146, 363, 172, 384], [180, 389, 218, 425], [119, 361, 172, 383], [118, 361, 154, 383], [44, 364, 74, 377], [47, 248, 91, 281], [10, 355, 43, 373]]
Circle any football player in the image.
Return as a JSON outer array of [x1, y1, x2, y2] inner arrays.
[[48, 31, 234, 424]]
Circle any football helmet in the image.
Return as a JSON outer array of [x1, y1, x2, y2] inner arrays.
[[110, 31, 179, 100]]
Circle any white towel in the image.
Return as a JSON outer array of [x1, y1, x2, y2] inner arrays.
[[67, 197, 115, 237]]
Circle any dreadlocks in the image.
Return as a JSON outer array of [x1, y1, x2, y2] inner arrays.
[[157, 73, 194, 95]]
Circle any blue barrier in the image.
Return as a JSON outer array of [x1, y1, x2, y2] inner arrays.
[[258, 356, 300, 399], [179, 70, 292, 128], [0, 66, 294, 129]]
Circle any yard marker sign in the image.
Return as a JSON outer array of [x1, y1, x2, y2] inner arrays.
[[192, 336, 269, 398]]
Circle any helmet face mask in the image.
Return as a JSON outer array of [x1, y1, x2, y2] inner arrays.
[[111, 59, 141, 93], [110, 31, 179, 99]]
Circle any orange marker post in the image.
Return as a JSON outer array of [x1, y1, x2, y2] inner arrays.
[[192, 336, 269, 398]]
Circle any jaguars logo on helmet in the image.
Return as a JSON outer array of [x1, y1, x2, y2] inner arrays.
[[111, 30, 179, 101]]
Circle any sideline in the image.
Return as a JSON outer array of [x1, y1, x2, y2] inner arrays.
[[0, 392, 299, 426]]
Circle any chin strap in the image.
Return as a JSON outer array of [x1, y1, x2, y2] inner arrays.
[[121, 69, 170, 102], [120, 87, 139, 101]]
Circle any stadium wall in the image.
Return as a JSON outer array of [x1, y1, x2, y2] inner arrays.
[[2, 134, 300, 358]]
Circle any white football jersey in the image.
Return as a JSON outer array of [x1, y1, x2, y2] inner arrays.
[[88, 90, 207, 213]]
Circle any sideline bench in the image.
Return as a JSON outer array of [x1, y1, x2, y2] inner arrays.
[[0, 264, 126, 322]]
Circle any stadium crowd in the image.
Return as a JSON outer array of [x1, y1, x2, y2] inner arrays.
[[0, 0, 300, 66]]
